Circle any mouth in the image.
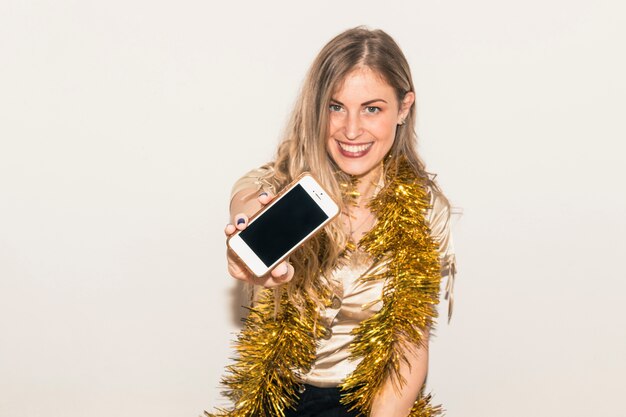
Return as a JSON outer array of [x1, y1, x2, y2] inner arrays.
[[336, 141, 373, 158]]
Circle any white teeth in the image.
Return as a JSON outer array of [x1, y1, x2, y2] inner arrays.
[[338, 142, 373, 153]]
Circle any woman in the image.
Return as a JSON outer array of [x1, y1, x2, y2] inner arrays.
[[210, 27, 456, 417]]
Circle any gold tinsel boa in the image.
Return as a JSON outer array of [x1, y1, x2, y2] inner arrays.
[[207, 159, 444, 417]]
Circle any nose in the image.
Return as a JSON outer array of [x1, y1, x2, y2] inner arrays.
[[344, 112, 362, 140]]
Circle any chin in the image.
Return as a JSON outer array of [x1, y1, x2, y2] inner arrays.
[[335, 162, 379, 178]]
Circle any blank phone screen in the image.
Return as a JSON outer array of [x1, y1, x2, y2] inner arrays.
[[239, 184, 329, 267]]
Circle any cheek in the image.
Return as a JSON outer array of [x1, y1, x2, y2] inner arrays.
[[327, 115, 342, 134], [325, 133, 337, 154], [372, 118, 397, 140]]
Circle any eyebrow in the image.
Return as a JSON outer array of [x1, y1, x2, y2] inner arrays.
[[330, 98, 388, 106]]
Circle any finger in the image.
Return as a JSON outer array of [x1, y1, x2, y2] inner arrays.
[[233, 214, 248, 231], [276, 262, 294, 283], [262, 263, 293, 287], [224, 223, 236, 236], [258, 190, 274, 206], [271, 261, 289, 279]]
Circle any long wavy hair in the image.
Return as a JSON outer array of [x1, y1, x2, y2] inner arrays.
[[261, 26, 448, 309]]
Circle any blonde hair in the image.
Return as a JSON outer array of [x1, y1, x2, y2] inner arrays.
[[262, 26, 447, 309]]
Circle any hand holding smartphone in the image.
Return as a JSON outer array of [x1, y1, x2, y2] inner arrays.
[[227, 173, 339, 277]]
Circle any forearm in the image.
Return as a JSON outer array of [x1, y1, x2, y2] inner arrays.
[[369, 339, 429, 417], [230, 188, 265, 221]]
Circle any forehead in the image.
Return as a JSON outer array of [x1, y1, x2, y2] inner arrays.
[[332, 67, 396, 101]]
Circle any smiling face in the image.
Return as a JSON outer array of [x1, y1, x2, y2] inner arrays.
[[326, 67, 414, 179]]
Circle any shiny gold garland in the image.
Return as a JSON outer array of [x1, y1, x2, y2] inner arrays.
[[340, 160, 443, 416], [204, 286, 325, 417], [207, 159, 444, 417]]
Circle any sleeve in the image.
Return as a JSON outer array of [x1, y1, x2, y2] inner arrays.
[[230, 164, 276, 200], [427, 189, 458, 323]]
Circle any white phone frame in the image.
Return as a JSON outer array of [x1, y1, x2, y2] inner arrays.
[[227, 173, 339, 277]]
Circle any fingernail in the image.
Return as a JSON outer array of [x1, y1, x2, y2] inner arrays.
[[277, 263, 288, 276], [237, 218, 245, 225], [259, 192, 268, 197]]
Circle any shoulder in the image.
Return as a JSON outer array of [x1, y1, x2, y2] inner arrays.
[[230, 163, 276, 199], [425, 182, 451, 231], [423, 181, 456, 263]]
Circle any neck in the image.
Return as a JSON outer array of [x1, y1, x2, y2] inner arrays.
[[352, 164, 383, 206]]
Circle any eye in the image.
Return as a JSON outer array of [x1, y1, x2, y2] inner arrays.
[[365, 106, 381, 114], [329, 104, 343, 112]]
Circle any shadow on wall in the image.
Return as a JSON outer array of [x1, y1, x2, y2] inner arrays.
[[229, 280, 250, 329]]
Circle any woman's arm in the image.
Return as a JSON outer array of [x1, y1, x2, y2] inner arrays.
[[369, 335, 430, 417]]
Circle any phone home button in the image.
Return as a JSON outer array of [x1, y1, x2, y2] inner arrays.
[[331, 296, 342, 310]]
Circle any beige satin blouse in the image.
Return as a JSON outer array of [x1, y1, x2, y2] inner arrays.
[[230, 165, 456, 387]]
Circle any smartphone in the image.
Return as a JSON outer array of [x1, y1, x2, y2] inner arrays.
[[227, 173, 340, 277]]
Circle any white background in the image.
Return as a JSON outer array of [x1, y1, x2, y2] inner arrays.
[[1, 1, 625, 416]]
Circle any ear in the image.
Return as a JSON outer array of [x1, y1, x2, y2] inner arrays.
[[398, 92, 415, 123]]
